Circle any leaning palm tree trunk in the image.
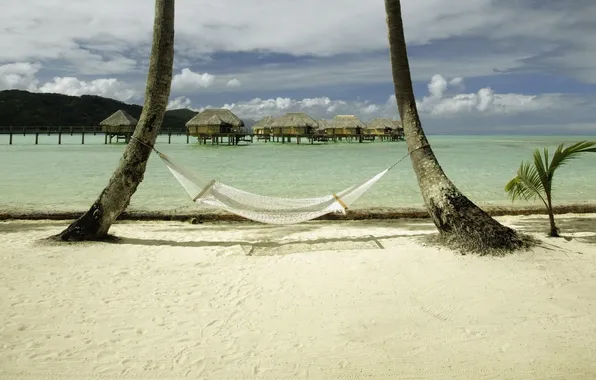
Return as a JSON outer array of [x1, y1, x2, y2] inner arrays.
[[52, 0, 175, 241], [384, 0, 527, 253]]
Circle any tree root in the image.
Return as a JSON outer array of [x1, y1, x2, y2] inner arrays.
[[423, 191, 540, 255], [419, 230, 539, 256], [48, 203, 110, 242]]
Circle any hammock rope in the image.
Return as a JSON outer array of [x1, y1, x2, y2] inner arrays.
[[129, 135, 426, 224]]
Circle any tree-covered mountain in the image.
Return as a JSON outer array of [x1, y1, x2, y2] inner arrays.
[[0, 90, 199, 129]]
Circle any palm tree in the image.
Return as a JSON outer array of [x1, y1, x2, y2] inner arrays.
[[505, 141, 596, 237], [383, 0, 528, 254], [52, 0, 175, 241]]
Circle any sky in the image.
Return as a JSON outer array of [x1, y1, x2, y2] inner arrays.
[[1, 0, 595, 135]]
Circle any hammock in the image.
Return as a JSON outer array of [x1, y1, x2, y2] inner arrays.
[[157, 152, 390, 225]]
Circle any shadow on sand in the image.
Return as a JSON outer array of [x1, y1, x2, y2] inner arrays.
[[511, 217, 596, 245], [106, 233, 419, 255]]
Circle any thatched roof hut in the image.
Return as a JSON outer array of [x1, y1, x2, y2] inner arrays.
[[185, 108, 244, 135], [270, 112, 318, 128], [186, 108, 244, 128], [269, 112, 319, 135], [324, 114, 365, 135], [100, 110, 138, 133], [366, 117, 401, 137], [316, 119, 333, 133], [333, 115, 366, 129], [252, 116, 275, 134], [366, 118, 395, 131]]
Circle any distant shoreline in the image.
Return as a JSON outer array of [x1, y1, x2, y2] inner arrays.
[[2, 204, 595, 222]]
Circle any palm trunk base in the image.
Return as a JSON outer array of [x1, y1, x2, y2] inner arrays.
[[50, 203, 111, 242], [547, 212, 560, 237], [426, 191, 535, 255]]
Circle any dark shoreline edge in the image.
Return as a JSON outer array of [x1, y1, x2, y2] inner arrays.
[[2, 204, 595, 223]]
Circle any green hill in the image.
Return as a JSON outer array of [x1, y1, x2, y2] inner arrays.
[[0, 90, 198, 130]]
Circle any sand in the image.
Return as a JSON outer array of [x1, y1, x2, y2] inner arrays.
[[1, 214, 595, 379]]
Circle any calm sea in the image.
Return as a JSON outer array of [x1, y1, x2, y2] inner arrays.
[[1, 133, 595, 214]]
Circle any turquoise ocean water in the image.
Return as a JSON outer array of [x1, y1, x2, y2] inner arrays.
[[1, 134, 595, 214]]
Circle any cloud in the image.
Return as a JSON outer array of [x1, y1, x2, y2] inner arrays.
[[167, 96, 197, 111], [226, 78, 242, 88], [449, 77, 464, 88], [181, 74, 587, 127], [428, 74, 448, 98], [193, 77, 554, 121], [2, 63, 593, 135], [198, 96, 385, 121], [0, 0, 594, 86], [171, 68, 216, 92], [0, 62, 138, 102], [172, 50, 536, 94], [38, 77, 137, 101], [415, 75, 563, 116], [0, 62, 41, 91]]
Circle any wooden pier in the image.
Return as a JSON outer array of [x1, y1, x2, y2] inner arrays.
[[0, 126, 101, 145], [0, 126, 190, 145], [0, 126, 404, 145]]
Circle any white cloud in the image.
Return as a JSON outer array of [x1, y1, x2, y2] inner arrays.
[[198, 96, 386, 121], [167, 96, 198, 111], [428, 74, 448, 98], [449, 77, 463, 87], [0, 62, 138, 102], [0, 62, 41, 91], [414, 75, 562, 116], [187, 74, 578, 121], [178, 52, 534, 94], [1, 64, 591, 131], [0, 0, 594, 85], [226, 78, 242, 88], [171, 68, 216, 92], [38, 77, 137, 101]]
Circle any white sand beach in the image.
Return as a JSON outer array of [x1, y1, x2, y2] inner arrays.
[[1, 214, 596, 379]]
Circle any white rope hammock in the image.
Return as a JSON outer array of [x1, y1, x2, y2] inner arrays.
[[132, 137, 418, 225], [158, 152, 388, 224]]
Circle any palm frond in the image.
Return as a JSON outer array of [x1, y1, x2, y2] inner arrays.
[[505, 177, 535, 202], [532, 148, 550, 191], [547, 140, 596, 191], [543, 147, 551, 173], [505, 161, 548, 207], [550, 141, 596, 173]]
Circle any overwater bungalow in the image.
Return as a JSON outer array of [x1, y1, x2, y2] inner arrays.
[[326, 115, 365, 136], [186, 108, 244, 136], [252, 116, 274, 135], [100, 109, 138, 143], [269, 112, 319, 136], [366, 118, 395, 136], [316, 119, 332, 135]]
